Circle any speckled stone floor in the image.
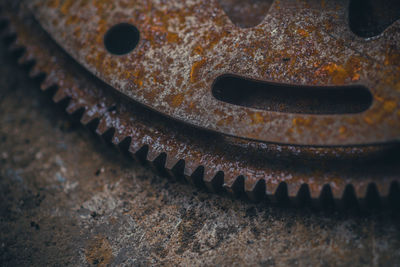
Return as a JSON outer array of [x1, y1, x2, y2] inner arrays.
[[0, 41, 400, 266]]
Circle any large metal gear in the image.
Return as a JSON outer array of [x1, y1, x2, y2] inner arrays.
[[1, 0, 400, 208]]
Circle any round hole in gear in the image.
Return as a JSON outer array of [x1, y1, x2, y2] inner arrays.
[[104, 23, 140, 55]]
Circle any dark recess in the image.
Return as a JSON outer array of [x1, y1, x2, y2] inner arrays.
[[104, 23, 140, 55], [212, 75, 372, 114], [349, 0, 400, 38]]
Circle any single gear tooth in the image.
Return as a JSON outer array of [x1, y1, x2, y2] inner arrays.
[[146, 148, 163, 162], [245, 179, 266, 202], [375, 180, 392, 197], [318, 184, 335, 208], [128, 140, 147, 156], [309, 183, 325, 200], [112, 131, 129, 146], [147, 152, 167, 174], [52, 88, 69, 103], [182, 161, 199, 178], [183, 166, 204, 186], [66, 101, 85, 115], [339, 185, 359, 210], [265, 181, 280, 196], [329, 183, 347, 200], [272, 182, 290, 203], [295, 184, 312, 206], [28, 64, 44, 78], [353, 182, 370, 200], [40, 76, 57, 91], [286, 182, 303, 199], [164, 155, 181, 171], [203, 169, 224, 193], [223, 175, 244, 197], [80, 109, 100, 125], [363, 183, 382, 208], [95, 117, 112, 136], [164, 158, 185, 180], [244, 176, 260, 193]]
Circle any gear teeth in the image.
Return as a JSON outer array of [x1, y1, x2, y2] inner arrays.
[[146, 148, 163, 162], [52, 87, 70, 103], [375, 180, 392, 198], [203, 169, 224, 193], [164, 155, 181, 171], [340, 184, 359, 210], [95, 116, 112, 136], [40, 76, 58, 92], [295, 184, 312, 207], [112, 130, 128, 146], [185, 166, 205, 188], [165, 158, 185, 180], [363, 183, 381, 209], [245, 179, 266, 202], [133, 145, 149, 162], [183, 163, 201, 185], [265, 181, 280, 197], [66, 101, 85, 115], [223, 175, 245, 197], [286, 182, 303, 200], [80, 109, 100, 125], [28, 64, 44, 79], [147, 152, 167, 175], [182, 161, 199, 178], [318, 184, 335, 209], [272, 182, 290, 204]]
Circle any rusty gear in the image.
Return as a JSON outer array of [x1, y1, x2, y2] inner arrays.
[[1, 0, 399, 208]]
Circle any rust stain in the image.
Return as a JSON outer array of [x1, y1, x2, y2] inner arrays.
[[170, 93, 185, 107], [190, 59, 207, 83], [85, 235, 113, 267], [251, 112, 264, 124]]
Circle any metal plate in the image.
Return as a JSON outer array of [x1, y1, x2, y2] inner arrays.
[[28, 0, 400, 146]]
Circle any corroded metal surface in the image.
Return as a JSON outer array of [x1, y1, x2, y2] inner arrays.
[[1, 37, 400, 266], [25, 0, 400, 146], [1, 1, 399, 204]]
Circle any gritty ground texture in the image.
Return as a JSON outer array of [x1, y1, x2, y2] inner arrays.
[[0, 42, 400, 266]]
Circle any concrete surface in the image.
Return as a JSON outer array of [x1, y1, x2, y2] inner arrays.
[[0, 41, 400, 267]]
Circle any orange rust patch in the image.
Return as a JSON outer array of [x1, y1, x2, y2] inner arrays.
[[297, 28, 309, 37], [217, 115, 234, 126], [190, 59, 207, 83], [167, 32, 180, 43], [60, 0, 74, 15], [192, 45, 204, 56], [85, 235, 113, 267], [292, 117, 312, 127], [339, 126, 347, 134], [47, 0, 60, 8], [171, 93, 185, 107], [251, 112, 264, 124], [383, 100, 397, 113], [318, 56, 362, 84]]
